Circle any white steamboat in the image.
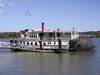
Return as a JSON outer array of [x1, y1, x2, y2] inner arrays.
[[10, 22, 79, 53]]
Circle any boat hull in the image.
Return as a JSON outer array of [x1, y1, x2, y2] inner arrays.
[[11, 47, 68, 53]]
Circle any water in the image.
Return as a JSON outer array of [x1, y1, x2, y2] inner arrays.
[[0, 38, 100, 75]]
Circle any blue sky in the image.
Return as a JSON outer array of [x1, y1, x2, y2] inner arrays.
[[0, 0, 100, 32]]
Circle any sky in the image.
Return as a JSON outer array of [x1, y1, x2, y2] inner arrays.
[[0, 0, 100, 32]]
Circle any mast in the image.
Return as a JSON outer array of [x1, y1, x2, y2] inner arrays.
[[73, 27, 75, 39]]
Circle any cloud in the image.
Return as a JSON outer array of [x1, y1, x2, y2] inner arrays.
[[0, 0, 15, 14], [0, 0, 28, 14], [5, 1, 15, 7]]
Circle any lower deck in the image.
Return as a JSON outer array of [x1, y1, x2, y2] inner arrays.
[[10, 38, 70, 52]]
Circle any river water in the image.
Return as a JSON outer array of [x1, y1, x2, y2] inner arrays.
[[0, 38, 100, 75]]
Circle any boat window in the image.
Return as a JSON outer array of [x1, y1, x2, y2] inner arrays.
[[33, 33, 37, 38], [10, 40, 13, 43], [35, 42, 37, 46], [20, 41, 22, 44], [23, 42, 25, 44], [43, 42, 46, 46], [48, 42, 51, 45], [35, 34, 37, 38], [31, 42, 33, 45], [54, 41, 56, 44], [15, 40, 18, 43], [27, 42, 29, 45]]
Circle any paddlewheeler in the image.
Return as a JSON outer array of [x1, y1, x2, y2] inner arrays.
[[9, 22, 79, 53]]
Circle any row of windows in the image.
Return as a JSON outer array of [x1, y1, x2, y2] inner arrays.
[[28, 33, 38, 38], [20, 42, 37, 46], [19, 41, 57, 46]]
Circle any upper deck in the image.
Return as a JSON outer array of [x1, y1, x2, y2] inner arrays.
[[20, 22, 79, 41], [20, 29, 79, 41]]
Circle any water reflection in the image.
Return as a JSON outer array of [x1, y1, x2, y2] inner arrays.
[[38, 53, 64, 75], [0, 38, 100, 75]]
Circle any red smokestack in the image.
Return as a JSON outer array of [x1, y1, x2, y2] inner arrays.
[[42, 22, 44, 32]]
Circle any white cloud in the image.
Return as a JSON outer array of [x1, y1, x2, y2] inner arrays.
[[3, 0, 15, 7], [0, 0, 28, 14], [0, 0, 16, 14], [6, 1, 15, 7]]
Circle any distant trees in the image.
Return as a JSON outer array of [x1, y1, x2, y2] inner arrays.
[[0, 31, 100, 39], [0, 32, 20, 39], [79, 31, 100, 38], [95, 31, 100, 37]]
